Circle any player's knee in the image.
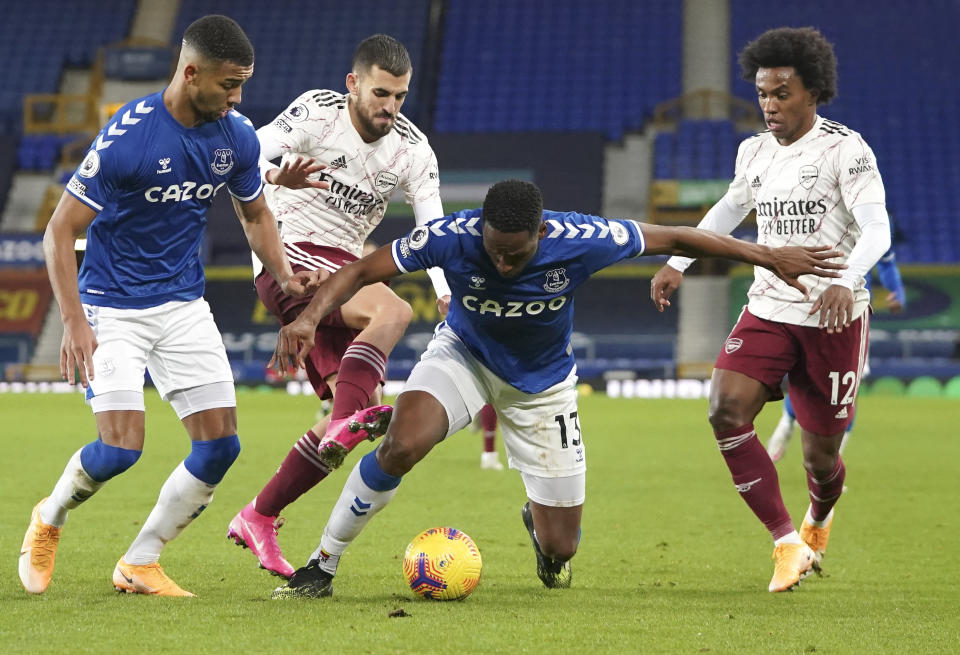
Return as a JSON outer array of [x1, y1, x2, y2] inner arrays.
[[80, 438, 142, 482], [184, 434, 241, 485], [376, 431, 426, 476], [803, 450, 838, 479], [708, 396, 745, 432], [379, 294, 413, 327]]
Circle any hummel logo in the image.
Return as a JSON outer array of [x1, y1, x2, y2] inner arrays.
[[750, 175, 761, 190], [330, 155, 347, 170], [468, 274, 486, 290], [350, 496, 371, 517]]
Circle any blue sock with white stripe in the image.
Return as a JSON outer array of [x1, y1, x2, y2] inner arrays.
[[311, 450, 401, 574]]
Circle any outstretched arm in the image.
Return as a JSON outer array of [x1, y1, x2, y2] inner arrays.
[[233, 194, 321, 296], [642, 223, 845, 296], [271, 245, 402, 372]]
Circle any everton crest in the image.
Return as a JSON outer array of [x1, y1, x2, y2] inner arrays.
[[211, 148, 234, 176], [543, 268, 569, 293]]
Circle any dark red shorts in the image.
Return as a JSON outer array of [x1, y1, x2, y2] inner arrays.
[[715, 307, 870, 435], [256, 243, 361, 400]]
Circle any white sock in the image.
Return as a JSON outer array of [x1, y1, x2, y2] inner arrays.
[[122, 462, 215, 565], [774, 530, 803, 546], [310, 533, 347, 575], [804, 506, 834, 528], [312, 459, 399, 575], [41, 449, 106, 527]]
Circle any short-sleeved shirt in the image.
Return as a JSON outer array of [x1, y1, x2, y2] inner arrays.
[[727, 115, 886, 326], [66, 91, 263, 309], [258, 90, 441, 258], [391, 209, 646, 393]]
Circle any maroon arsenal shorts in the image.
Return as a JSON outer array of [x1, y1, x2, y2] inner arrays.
[[256, 243, 361, 400], [715, 307, 870, 435]]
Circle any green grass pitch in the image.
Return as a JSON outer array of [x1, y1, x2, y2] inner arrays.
[[1, 391, 957, 654]]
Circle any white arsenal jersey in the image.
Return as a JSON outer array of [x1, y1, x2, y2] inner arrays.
[[728, 116, 886, 327], [258, 89, 441, 258]]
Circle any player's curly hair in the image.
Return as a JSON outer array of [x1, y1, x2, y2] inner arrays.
[[738, 27, 837, 105], [352, 34, 411, 77], [183, 15, 254, 67], [482, 180, 543, 234]]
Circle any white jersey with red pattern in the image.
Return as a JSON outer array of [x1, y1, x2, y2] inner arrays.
[[257, 89, 441, 259], [728, 115, 886, 327]]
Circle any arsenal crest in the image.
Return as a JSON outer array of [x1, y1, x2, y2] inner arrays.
[[799, 165, 819, 190], [724, 338, 743, 354], [375, 171, 399, 193]]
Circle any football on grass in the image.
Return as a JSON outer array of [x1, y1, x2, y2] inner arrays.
[[402, 527, 482, 600]]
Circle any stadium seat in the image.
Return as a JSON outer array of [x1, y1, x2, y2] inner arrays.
[[653, 120, 750, 180], [434, 0, 681, 139], [0, 0, 136, 134], [0, 334, 34, 364]]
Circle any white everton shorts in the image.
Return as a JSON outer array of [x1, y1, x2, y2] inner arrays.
[[83, 298, 235, 408], [404, 324, 585, 505]]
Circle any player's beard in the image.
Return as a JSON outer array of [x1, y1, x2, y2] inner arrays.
[[357, 105, 394, 140]]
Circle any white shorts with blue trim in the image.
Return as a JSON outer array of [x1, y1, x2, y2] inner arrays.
[[83, 298, 235, 408], [403, 324, 585, 504]]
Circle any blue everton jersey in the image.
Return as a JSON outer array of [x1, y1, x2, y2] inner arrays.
[[66, 91, 263, 309], [392, 208, 646, 393]]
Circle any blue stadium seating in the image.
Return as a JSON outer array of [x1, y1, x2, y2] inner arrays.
[[16, 134, 86, 171], [730, 0, 960, 263], [0, 334, 34, 364], [0, 0, 136, 134], [434, 0, 682, 139], [654, 119, 749, 180], [171, 1, 431, 131]]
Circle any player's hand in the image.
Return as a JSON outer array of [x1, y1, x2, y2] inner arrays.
[[279, 269, 328, 297], [650, 265, 683, 312], [266, 156, 329, 190], [809, 284, 855, 333], [60, 315, 98, 387], [886, 290, 904, 313], [436, 294, 450, 318], [269, 316, 317, 375], [769, 245, 846, 297]]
